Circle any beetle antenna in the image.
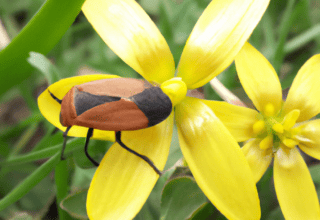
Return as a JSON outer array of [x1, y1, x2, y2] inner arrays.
[[115, 131, 162, 175], [48, 90, 62, 104], [61, 126, 72, 160], [84, 128, 99, 166]]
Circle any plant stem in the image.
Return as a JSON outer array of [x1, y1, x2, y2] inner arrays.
[[209, 78, 246, 107], [55, 160, 72, 220]]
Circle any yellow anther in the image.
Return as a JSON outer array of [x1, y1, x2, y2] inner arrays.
[[282, 138, 299, 148], [272, 123, 284, 134], [253, 120, 266, 134], [161, 77, 187, 106], [282, 109, 300, 130], [259, 135, 273, 150], [264, 103, 275, 117]]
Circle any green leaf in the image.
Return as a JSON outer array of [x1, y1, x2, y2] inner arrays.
[[280, 52, 312, 90], [290, 0, 312, 34], [164, 125, 182, 170], [0, 153, 60, 211], [73, 149, 97, 169], [27, 52, 61, 84], [158, 0, 174, 43], [158, 0, 198, 65], [309, 164, 320, 185], [161, 176, 207, 220], [19, 175, 54, 210], [272, 0, 296, 72], [2, 138, 83, 167], [204, 64, 237, 102], [10, 212, 33, 220], [134, 168, 175, 220], [168, 166, 193, 180], [55, 160, 72, 220], [139, 0, 160, 15], [134, 201, 157, 220], [257, 167, 277, 218], [189, 202, 216, 220], [71, 166, 96, 190], [0, 0, 85, 96], [73, 139, 111, 169], [9, 123, 38, 157], [1, 113, 43, 140], [284, 24, 320, 54], [31, 127, 63, 152], [0, 163, 38, 196], [266, 206, 284, 220], [266, 181, 320, 220], [61, 190, 88, 219]]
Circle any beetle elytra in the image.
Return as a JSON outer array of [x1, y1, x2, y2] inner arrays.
[[49, 78, 172, 175]]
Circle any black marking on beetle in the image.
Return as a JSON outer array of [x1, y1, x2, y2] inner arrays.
[[130, 87, 172, 127], [74, 89, 121, 116]]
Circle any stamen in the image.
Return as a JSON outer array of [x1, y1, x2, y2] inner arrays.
[[282, 138, 298, 148], [272, 123, 284, 134], [282, 109, 300, 130], [264, 103, 275, 117], [259, 135, 273, 150], [253, 120, 266, 134]]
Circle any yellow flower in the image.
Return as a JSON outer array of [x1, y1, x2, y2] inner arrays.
[[38, 0, 269, 219], [208, 42, 320, 219]]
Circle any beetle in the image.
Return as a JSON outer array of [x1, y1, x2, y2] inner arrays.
[[49, 78, 172, 175]]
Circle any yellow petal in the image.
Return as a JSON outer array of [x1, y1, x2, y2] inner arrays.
[[202, 100, 259, 142], [242, 139, 272, 183], [175, 97, 260, 220], [177, 0, 270, 89], [274, 147, 320, 220], [82, 0, 175, 84], [296, 119, 320, 160], [235, 42, 282, 113], [87, 113, 174, 220], [283, 54, 320, 122], [38, 75, 118, 141]]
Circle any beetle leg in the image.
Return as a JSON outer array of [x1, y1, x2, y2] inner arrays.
[[115, 131, 162, 176], [84, 128, 100, 166], [61, 126, 72, 160]]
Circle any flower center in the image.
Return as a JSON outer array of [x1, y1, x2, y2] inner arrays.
[[161, 77, 187, 106], [252, 103, 300, 152]]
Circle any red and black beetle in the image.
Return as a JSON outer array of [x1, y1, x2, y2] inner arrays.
[[49, 78, 172, 175]]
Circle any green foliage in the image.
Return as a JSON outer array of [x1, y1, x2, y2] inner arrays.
[[61, 190, 88, 219], [161, 177, 207, 220], [1, 0, 320, 219], [0, 0, 86, 96], [27, 52, 61, 84]]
